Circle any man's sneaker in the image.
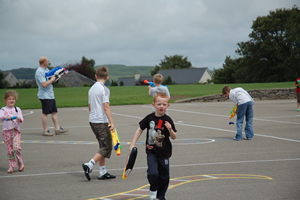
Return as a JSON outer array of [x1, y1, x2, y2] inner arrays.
[[55, 127, 69, 135], [82, 163, 93, 181], [98, 172, 116, 180], [43, 130, 53, 136]]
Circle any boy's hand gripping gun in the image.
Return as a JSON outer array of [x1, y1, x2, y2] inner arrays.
[[108, 124, 122, 156], [229, 105, 237, 125], [45, 66, 68, 82], [143, 80, 168, 88]]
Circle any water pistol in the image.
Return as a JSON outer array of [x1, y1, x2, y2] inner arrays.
[[5, 116, 18, 121], [45, 66, 68, 82], [143, 80, 168, 88], [229, 105, 237, 119], [108, 124, 121, 156]]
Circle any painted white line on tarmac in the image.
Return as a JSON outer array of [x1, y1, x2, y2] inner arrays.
[[1, 158, 299, 179], [167, 107, 300, 125], [113, 110, 300, 143], [175, 122, 300, 143]]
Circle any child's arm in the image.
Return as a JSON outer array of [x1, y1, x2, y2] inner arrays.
[[165, 121, 176, 140], [129, 127, 143, 151], [0, 109, 6, 122], [16, 108, 23, 123], [148, 86, 152, 96], [103, 102, 115, 131]]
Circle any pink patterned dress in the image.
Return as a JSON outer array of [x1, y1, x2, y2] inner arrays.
[[0, 106, 24, 171]]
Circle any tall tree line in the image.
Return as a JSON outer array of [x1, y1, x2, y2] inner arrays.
[[213, 6, 300, 83]]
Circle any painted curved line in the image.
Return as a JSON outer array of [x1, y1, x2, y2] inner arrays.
[[87, 174, 272, 200], [23, 111, 34, 116]]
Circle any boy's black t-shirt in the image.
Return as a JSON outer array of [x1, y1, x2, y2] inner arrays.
[[139, 113, 177, 158]]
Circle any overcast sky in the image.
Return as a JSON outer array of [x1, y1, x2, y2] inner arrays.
[[0, 0, 298, 71]]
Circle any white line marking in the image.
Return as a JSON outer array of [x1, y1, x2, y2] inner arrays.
[[1, 158, 299, 179], [175, 122, 300, 143], [142, 106, 300, 125], [23, 111, 34, 116]]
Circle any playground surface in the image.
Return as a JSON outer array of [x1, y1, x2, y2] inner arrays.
[[0, 99, 299, 200]]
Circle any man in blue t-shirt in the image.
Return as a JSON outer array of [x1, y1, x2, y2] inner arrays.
[[35, 56, 69, 136]]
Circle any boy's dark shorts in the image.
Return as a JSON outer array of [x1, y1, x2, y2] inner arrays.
[[39, 99, 58, 114], [297, 93, 300, 103], [89, 122, 112, 158]]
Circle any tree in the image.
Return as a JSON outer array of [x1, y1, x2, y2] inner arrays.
[[151, 55, 192, 75], [64, 56, 96, 81], [214, 6, 300, 83], [0, 70, 5, 88]]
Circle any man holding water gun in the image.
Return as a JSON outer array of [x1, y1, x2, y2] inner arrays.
[[35, 57, 69, 136], [222, 85, 254, 141], [295, 77, 300, 112]]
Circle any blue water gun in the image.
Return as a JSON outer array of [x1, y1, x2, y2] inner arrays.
[[45, 66, 68, 82], [5, 116, 18, 121], [143, 80, 168, 88]]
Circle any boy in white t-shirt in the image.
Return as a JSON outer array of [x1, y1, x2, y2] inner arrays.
[[82, 66, 116, 181], [222, 85, 254, 141]]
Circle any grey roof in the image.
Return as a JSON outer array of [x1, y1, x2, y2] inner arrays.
[[117, 77, 136, 86], [29, 70, 96, 87], [117, 76, 153, 86], [58, 70, 95, 87], [158, 68, 209, 84]]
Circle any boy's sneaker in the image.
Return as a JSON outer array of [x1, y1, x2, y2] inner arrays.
[[247, 138, 253, 140], [233, 137, 241, 141], [55, 127, 68, 135], [149, 191, 157, 200], [98, 172, 116, 180], [43, 130, 53, 136], [82, 163, 93, 181]]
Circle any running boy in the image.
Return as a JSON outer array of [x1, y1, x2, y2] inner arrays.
[[129, 92, 177, 200], [222, 85, 255, 141], [0, 90, 24, 173], [148, 74, 170, 112], [82, 66, 116, 181]]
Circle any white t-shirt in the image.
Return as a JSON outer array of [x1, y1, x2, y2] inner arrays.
[[88, 82, 110, 123], [229, 87, 254, 105]]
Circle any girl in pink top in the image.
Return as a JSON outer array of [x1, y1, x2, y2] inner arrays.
[[0, 90, 24, 173]]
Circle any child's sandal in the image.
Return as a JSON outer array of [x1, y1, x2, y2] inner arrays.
[[7, 168, 14, 173], [19, 164, 25, 172]]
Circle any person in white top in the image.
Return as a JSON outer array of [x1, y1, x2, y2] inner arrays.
[[82, 66, 116, 181], [222, 85, 254, 141]]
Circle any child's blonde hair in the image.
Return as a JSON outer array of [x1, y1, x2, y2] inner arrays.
[[222, 85, 231, 94], [96, 66, 109, 80], [153, 92, 170, 103], [153, 73, 163, 84], [4, 90, 18, 100]]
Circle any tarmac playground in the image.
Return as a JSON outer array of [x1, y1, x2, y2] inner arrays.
[[0, 99, 299, 200]]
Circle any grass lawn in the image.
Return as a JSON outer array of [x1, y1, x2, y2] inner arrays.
[[0, 82, 295, 109]]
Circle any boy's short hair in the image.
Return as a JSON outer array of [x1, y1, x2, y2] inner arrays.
[[153, 92, 170, 103], [153, 73, 163, 84], [222, 85, 231, 94], [4, 90, 18, 100], [96, 66, 109, 80]]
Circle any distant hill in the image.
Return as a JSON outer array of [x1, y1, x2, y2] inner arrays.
[[3, 68, 37, 80], [95, 64, 154, 82], [3, 65, 154, 82]]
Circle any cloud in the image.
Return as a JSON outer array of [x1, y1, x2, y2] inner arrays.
[[0, 0, 298, 70]]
